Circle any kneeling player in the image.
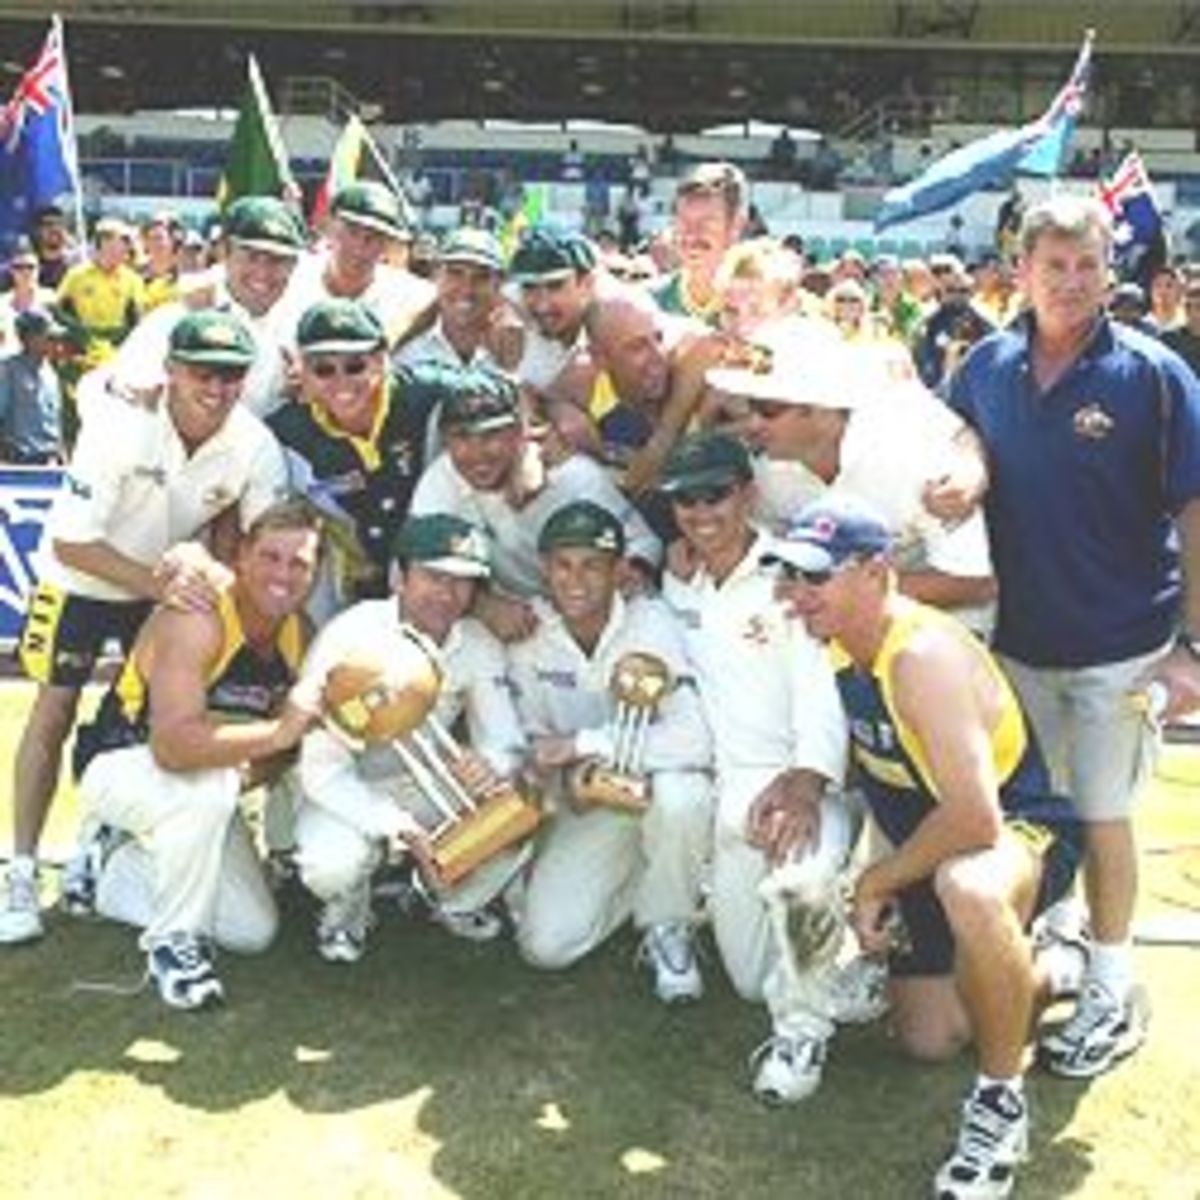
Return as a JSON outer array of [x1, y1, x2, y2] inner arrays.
[[764, 495, 1081, 1200], [71, 501, 322, 1010]]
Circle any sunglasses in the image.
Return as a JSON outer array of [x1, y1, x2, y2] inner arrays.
[[309, 357, 370, 379], [774, 557, 861, 587], [672, 481, 737, 508], [747, 398, 793, 421]]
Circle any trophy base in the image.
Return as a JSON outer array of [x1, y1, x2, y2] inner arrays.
[[431, 789, 542, 888], [569, 762, 650, 814]]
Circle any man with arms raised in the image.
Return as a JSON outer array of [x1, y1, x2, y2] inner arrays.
[[767, 494, 1081, 1200]]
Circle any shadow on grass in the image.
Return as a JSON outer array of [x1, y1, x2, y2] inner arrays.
[[0, 881, 1104, 1199]]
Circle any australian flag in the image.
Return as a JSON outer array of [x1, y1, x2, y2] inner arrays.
[[0, 18, 80, 258], [1097, 151, 1166, 286], [875, 30, 1093, 231]]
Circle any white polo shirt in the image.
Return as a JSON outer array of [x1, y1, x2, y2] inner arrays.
[[508, 592, 711, 775], [410, 448, 661, 598], [293, 599, 527, 839], [662, 530, 846, 784], [40, 398, 288, 601]]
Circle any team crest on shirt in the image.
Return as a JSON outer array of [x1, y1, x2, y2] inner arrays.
[[388, 440, 413, 475], [741, 615, 771, 646], [1072, 403, 1115, 440], [203, 485, 235, 510]]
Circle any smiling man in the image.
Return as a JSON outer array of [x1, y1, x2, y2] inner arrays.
[[395, 228, 506, 371], [69, 500, 322, 1009], [268, 298, 456, 605], [508, 500, 712, 1000], [0, 309, 289, 945]]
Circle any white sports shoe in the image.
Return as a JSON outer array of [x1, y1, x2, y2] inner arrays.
[[0, 861, 44, 945], [934, 1083, 1028, 1200], [828, 955, 890, 1025], [637, 922, 703, 1004], [1038, 978, 1150, 1079], [431, 906, 505, 943], [317, 882, 373, 965], [147, 933, 224, 1011], [749, 1032, 827, 1104]]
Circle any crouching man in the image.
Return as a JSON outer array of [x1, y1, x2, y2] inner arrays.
[[508, 500, 713, 1002], [768, 494, 1082, 1200], [71, 500, 323, 1010], [288, 513, 530, 962]]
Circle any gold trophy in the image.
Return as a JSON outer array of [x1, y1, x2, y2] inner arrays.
[[322, 627, 540, 887], [569, 652, 672, 813]]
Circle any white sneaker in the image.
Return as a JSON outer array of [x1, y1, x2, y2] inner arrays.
[[1038, 978, 1150, 1079], [317, 882, 373, 965], [1032, 923, 1090, 1003], [0, 861, 44, 945], [431, 906, 504, 943], [147, 933, 224, 1011], [828, 955, 890, 1025], [934, 1083, 1028, 1200], [60, 825, 126, 917], [637, 922, 703, 1005], [749, 1032, 827, 1104]]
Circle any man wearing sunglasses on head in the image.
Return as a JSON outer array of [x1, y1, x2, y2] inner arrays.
[[765, 493, 1082, 1200], [708, 317, 996, 637], [268, 298, 457, 609], [658, 431, 863, 1107]]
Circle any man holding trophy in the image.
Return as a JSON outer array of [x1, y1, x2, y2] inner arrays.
[[289, 513, 533, 963], [508, 500, 713, 1003]]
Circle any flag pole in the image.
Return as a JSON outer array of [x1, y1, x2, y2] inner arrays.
[[51, 13, 86, 253]]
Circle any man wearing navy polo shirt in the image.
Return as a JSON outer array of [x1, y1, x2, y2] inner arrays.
[[949, 195, 1200, 1080]]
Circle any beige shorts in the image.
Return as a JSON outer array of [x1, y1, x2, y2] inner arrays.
[[998, 645, 1164, 823]]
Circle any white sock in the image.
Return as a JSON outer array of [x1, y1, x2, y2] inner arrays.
[[1088, 940, 1133, 1000], [976, 1073, 1024, 1099], [8, 854, 37, 880]]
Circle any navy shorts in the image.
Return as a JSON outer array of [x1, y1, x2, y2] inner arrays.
[[17, 582, 151, 687], [888, 813, 1083, 978]]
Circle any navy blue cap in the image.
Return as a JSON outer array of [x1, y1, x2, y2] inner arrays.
[[763, 494, 893, 574]]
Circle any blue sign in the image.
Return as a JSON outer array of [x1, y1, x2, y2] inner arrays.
[[0, 466, 62, 645]]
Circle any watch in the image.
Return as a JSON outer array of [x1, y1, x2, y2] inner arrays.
[[1176, 631, 1200, 661]]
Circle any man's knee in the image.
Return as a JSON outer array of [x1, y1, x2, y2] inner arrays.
[[934, 856, 1008, 940], [295, 834, 376, 901], [219, 905, 279, 956], [518, 916, 590, 971]]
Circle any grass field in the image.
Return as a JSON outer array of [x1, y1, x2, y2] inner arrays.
[[1, 682, 1198, 1200]]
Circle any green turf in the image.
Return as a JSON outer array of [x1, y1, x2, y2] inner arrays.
[[1, 681, 1198, 1199]]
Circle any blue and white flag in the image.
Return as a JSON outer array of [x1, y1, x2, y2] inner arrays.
[[1097, 150, 1164, 280], [0, 17, 81, 258], [875, 30, 1094, 231]]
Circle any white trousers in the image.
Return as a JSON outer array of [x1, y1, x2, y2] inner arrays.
[[80, 745, 277, 953], [712, 766, 858, 1036], [518, 769, 713, 970]]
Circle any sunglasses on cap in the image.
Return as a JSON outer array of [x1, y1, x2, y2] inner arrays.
[[308, 356, 370, 379], [671, 481, 738, 509]]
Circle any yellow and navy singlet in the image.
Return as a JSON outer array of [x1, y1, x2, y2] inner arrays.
[[75, 589, 305, 776], [833, 603, 1071, 849]]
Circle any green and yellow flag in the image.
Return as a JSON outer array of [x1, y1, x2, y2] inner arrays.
[[217, 55, 295, 209]]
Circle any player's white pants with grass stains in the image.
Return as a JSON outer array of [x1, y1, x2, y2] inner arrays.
[[79, 745, 277, 953], [713, 767, 858, 1038], [517, 769, 712, 970]]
